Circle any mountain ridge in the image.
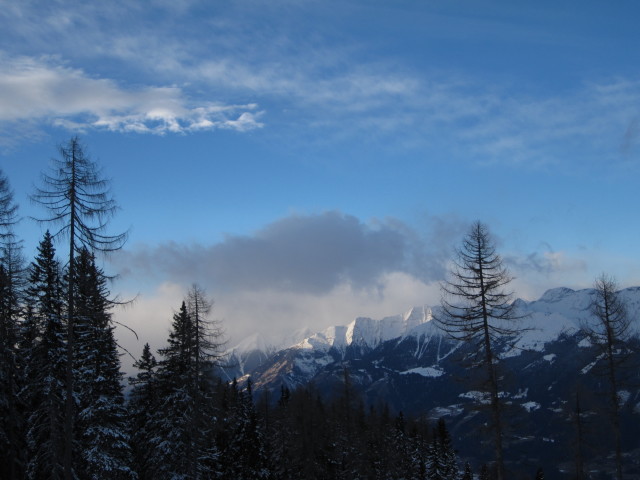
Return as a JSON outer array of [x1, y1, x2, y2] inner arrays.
[[225, 286, 630, 373], [218, 286, 640, 477]]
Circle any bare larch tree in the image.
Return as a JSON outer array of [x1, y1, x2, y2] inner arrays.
[[436, 221, 523, 480], [31, 137, 127, 480], [583, 274, 633, 480]]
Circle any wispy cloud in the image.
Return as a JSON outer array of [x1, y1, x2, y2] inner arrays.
[[3, 1, 639, 167], [0, 53, 263, 140], [505, 243, 588, 277]]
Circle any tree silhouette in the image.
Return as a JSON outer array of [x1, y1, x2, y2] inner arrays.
[[583, 274, 633, 480], [437, 221, 523, 480], [31, 137, 127, 480]]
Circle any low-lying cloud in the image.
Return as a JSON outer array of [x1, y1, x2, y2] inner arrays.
[[108, 212, 629, 350]]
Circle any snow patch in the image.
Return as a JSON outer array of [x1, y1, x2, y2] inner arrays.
[[522, 401, 540, 412], [429, 405, 464, 419], [580, 353, 605, 374], [618, 390, 630, 406], [512, 388, 528, 399], [400, 366, 444, 378], [459, 391, 490, 404], [578, 337, 592, 348]]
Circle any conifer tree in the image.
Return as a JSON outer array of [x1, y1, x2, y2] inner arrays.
[[462, 462, 473, 480], [0, 168, 25, 479], [128, 343, 158, 480], [437, 221, 523, 480], [427, 418, 457, 480], [0, 169, 19, 253], [479, 464, 491, 480], [23, 231, 67, 480], [73, 248, 134, 479], [149, 288, 224, 479], [32, 137, 127, 480], [583, 274, 632, 480], [222, 379, 270, 479]]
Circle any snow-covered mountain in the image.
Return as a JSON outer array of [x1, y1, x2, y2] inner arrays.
[[296, 305, 432, 352], [221, 327, 313, 381], [219, 287, 640, 476], [222, 287, 640, 390]]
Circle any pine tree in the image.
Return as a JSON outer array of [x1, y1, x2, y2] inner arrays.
[[0, 260, 25, 479], [73, 249, 134, 479], [221, 379, 270, 479], [23, 231, 67, 480], [268, 385, 294, 479], [0, 169, 19, 252]]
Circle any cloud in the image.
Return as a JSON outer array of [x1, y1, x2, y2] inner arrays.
[[213, 272, 441, 342], [112, 211, 449, 295], [505, 243, 588, 277], [113, 273, 441, 361], [110, 211, 460, 353], [107, 210, 482, 349], [3, 3, 640, 167], [114, 281, 186, 372], [109, 213, 640, 349], [0, 53, 263, 138]]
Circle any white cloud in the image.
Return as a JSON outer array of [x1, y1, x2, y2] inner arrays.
[[3, 3, 639, 167], [115, 281, 186, 374], [113, 273, 439, 362], [0, 53, 263, 138]]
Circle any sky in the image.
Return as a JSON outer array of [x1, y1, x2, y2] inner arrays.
[[1, 1, 640, 359]]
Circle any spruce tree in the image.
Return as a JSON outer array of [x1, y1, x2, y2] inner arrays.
[[73, 249, 134, 479], [222, 379, 269, 479], [149, 288, 224, 479], [128, 343, 158, 480], [479, 464, 491, 480], [427, 418, 457, 480], [0, 168, 25, 479], [462, 462, 473, 480], [23, 231, 67, 480]]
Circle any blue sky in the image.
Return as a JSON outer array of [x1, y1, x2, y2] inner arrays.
[[1, 1, 639, 351]]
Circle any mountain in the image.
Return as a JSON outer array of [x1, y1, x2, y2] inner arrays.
[[220, 327, 313, 381], [219, 287, 640, 478]]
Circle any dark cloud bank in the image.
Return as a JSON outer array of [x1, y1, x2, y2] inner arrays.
[[111, 211, 583, 303], [113, 211, 463, 294]]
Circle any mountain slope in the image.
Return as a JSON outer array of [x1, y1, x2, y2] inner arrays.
[[220, 287, 640, 478]]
